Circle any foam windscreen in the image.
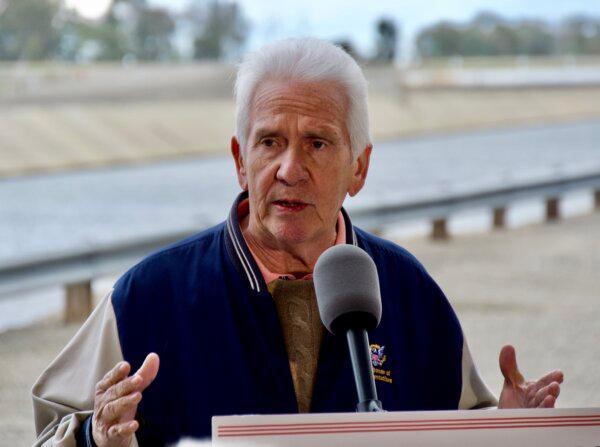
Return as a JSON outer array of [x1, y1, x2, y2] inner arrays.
[[313, 245, 382, 334]]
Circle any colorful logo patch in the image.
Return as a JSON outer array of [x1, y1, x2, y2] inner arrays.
[[370, 344, 387, 367], [370, 343, 393, 384]]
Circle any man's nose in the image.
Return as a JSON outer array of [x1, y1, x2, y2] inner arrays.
[[276, 144, 309, 186]]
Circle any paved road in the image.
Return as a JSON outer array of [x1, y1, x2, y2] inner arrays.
[[1, 119, 599, 264]]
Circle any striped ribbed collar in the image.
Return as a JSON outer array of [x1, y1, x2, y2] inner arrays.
[[225, 190, 358, 293]]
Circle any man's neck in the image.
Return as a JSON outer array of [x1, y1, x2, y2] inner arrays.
[[240, 214, 336, 278]]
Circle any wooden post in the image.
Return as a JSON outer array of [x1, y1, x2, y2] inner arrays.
[[492, 207, 506, 229], [595, 190, 600, 210], [431, 218, 449, 240], [65, 281, 93, 324], [545, 197, 560, 222]]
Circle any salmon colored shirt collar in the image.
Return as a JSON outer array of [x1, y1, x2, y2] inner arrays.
[[237, 198, 346, 283]]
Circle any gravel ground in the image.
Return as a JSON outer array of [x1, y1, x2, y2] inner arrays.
[[395, 211, 600, 408], [1, 211, 599, 446]]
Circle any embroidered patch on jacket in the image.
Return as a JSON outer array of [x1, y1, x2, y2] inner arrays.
[[370, 343, 393, 384]]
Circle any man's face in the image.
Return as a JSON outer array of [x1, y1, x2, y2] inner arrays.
[[232, 78, 371, 247]]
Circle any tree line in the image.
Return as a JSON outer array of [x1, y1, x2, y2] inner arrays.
[[416, 11, 600, 58], [0, 0, 248, 62], [0, 0, 398, 63], [0, 1, 598, 63]]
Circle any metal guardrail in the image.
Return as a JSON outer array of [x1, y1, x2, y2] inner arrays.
[[350, 170, 600, 229], [0, 230, 198, 299], [1, 171, 599, 301]]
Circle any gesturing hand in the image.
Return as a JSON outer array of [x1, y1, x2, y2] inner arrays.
[[92, 353, 160, 447], [498, 345, 563, 409]]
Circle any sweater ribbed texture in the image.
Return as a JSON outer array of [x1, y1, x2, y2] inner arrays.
[[269, 279, 324, 413]]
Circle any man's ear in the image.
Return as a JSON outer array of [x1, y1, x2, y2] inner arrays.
[[231, 136, 248, 191], [348, 144, 372, 197]]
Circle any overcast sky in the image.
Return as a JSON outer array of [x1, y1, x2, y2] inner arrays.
[[149, 0, 600, 58]]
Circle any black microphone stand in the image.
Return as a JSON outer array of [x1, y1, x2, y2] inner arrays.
[[345, 327, 384, 412]]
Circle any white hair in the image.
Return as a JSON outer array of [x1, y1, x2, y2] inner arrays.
[[234, 37, 371, 159]]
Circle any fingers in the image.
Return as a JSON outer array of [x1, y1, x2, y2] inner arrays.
[[105, 373, 143, 402], [499, 345, 525, 386], [134, 352, 160, 391], [102, 353, 160, 401], [93, 354, 158, 445], [96, 361, 131, 393], [107, 419, 139, 440], [539, 395, 556, 408], [101, 391, 142, 422], [93, 389, 141, 445], [525, 369, 564, 399], [532, 381, 561, 407], [536, 369, 564, 387]]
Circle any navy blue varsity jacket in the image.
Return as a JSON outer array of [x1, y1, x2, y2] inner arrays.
[[80, 191, 468, 445]]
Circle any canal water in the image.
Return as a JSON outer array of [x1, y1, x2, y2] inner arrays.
[[1, 120, 599, 332]]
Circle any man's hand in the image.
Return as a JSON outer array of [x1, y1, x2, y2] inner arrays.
[[498, 345, 563, 409], [92, 353, 160, 447]]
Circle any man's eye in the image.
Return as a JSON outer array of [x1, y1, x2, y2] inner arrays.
[[312, 140, 325, 150], [261, 138, 276, 147]]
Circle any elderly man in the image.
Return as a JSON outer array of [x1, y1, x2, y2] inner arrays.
[[32, 38, 563, 446]]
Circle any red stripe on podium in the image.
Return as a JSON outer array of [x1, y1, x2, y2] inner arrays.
[[218, 421, 600, 437], [219, 414, 600, 432]]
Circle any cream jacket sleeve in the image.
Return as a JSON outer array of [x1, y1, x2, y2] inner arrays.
[[31, 290, 139, 447], [458, 336, 498, 409]]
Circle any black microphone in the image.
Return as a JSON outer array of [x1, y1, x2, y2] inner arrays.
[[313, 244, 384, 412]]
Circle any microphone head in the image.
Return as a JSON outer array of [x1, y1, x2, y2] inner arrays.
[[313, 244, 382, 334]]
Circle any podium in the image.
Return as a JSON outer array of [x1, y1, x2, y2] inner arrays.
[[213, 408, 600, 446]]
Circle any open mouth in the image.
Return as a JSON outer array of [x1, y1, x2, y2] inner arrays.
[[273, 200, 308, 211]]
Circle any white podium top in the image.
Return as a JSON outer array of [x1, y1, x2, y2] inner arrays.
[[213, 407, 600, 446]]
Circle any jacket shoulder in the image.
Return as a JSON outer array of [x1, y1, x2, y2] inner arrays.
[[354, 226, 459, 321], [112, 222, 226, 302], [121, 223, 225, 279], [354, 226, 428, 276]]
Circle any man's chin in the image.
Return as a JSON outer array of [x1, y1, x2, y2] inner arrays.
[[268, 222, 313, 245]]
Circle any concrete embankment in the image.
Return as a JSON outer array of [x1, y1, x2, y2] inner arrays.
[[2, 63, 600, 178]]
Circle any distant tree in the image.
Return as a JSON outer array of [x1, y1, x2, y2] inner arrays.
[[558, 16, 600, 55], [133, 6, 175, 61], [471, 11, 504, 32], [460, 26, 490, 56], [189, 0, 248, 60], [489, 24, 520, 55], [374, 18, 398, 62], [55, 2, 130, 62], [560, 17, 588, 54], [416, 22, 462, 57], [515, 21, 555, 55], [0, 0, 60, 60], [416, 11, 560, 58], [89, 7, 128, 60]]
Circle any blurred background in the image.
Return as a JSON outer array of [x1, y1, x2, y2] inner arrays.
[[1, 0, 600, 444]]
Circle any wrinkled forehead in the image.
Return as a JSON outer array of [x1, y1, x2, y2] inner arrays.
[[248, 78, 350, 133]]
